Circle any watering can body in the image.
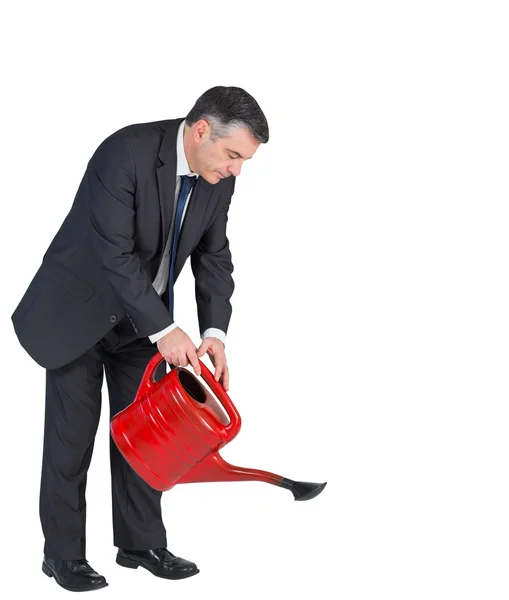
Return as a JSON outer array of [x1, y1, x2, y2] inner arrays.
[[111, 353, 326, 500]]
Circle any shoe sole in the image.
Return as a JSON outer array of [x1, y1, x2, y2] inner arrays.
[[42, 561, 109, 592], [116, 555, 200, 580]]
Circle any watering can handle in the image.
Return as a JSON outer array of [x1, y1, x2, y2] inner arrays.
[[137, 352, 168, 396], [138, 353, 241, 437], [196, 358, 241, 437]]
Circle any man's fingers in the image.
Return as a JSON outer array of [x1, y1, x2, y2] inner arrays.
[[215, 359, 226, 382], [223, 366, 229, 391], [188, 350, 201, 377]]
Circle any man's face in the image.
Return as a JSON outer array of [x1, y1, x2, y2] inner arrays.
[[185, 120, 260, 184]]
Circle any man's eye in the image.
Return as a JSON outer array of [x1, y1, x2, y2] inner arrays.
[[228, 154, 237, 159]]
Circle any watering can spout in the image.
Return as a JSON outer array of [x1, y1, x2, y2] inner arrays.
[[177, 453, 327, 501], [280, 478, 328, 501]]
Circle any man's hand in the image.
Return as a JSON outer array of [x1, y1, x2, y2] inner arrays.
[[197, 337, 229, 391], [156, 327, 201, 377]]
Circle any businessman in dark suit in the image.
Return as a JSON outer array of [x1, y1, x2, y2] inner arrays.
[[11, 86, 269, 592]]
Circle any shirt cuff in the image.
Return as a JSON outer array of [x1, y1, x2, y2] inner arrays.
[[149, 323, 178, 344], [201, 328, 226, 347]]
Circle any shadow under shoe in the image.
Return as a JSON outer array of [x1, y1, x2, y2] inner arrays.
[[116, 547, 199, 580], [42, 557, 108, 592]]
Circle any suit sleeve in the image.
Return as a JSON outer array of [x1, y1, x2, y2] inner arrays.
[[86, 135, 173, 338], [190, 178, 236, 336]]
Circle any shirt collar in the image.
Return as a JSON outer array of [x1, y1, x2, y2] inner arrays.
[[176, 119, 198, 178]]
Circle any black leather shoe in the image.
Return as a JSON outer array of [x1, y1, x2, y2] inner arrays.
[[116, 547, 199, 580], [42, 557, 108, 592]]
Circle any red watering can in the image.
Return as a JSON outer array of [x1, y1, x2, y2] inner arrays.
[[110, 352, 326, 501]]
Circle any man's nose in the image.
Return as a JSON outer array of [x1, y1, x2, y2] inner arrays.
[[228, 163, 242, 177]]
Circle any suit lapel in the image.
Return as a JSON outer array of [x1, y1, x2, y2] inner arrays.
[[156, 118, 182, 243], [155, 118, 215, 275]]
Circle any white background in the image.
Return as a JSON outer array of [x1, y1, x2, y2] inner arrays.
[[1, 1, 508, 599]]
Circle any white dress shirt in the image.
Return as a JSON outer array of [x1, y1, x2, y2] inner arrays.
[[147, 120, 226, 347]]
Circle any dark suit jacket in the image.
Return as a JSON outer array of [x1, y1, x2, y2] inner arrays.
[[11, 117, 236, 370]]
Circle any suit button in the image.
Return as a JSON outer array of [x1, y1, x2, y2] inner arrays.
[[109, 315, 117, 323]]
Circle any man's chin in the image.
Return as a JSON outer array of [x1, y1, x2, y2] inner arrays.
[[203, 171, 223, 185]]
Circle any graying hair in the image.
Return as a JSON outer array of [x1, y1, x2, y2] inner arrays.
[[186, 86, 269, 145], [204, 115, 249, 142]]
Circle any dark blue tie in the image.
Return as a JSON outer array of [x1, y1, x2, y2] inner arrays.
[[168, 175, 196, 318]]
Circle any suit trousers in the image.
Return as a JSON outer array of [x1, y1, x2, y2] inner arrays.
[[39, 315, 169, 560]]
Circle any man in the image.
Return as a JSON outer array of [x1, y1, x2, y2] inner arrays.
[[11, 86, 269, 592]]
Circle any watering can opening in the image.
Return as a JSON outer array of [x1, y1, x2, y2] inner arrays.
[[178, 369, 207, 403], [177, 368, 230, 426]]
